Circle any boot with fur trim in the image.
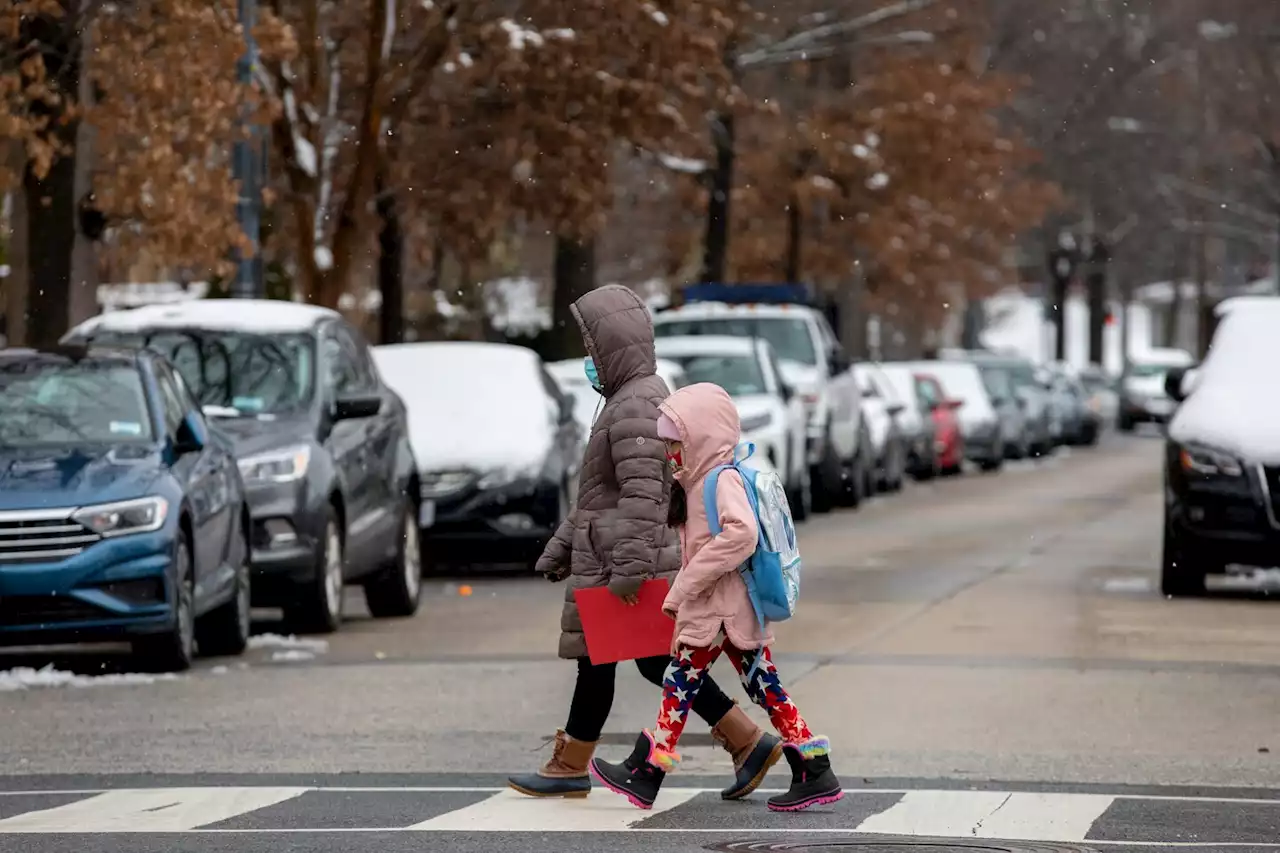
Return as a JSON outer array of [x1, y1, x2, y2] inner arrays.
[[589, 730, 670, 810], [766, 736, 843, 812]]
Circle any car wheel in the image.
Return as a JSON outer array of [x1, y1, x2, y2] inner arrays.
[[134, 529, 196, 673], [196, 513, 252, 657], [809, 429, 841, 514], [841, 450, 867, 509], [788, 460, 811, 522], [1160, 518, 1207, 597], [1117, 414, 1135, 433], [364, 498, 423, 619], [286, 507, 344, 634]]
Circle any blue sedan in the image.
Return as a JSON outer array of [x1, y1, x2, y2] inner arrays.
[[0, 345, 251, 671]]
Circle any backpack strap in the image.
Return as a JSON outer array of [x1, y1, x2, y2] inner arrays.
[[701, 463, 736, 537]]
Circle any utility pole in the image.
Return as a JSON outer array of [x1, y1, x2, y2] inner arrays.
[[231, 0, 263, 298], [1046, 231, 1077, 362]]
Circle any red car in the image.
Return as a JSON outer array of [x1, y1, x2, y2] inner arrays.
[[915, 372, 965, 475]]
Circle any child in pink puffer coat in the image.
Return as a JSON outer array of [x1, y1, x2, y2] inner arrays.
[[589, 382, 842, 812]]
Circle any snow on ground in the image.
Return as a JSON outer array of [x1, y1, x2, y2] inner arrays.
[[245, 633, 329, 654], [269, 650, 316, 663], [0, 666, 180, 692]]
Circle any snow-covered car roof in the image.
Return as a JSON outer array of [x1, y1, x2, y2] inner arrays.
[[373, 342, 553, 473], [1169, 304, 1280, 463], [1214, 295, 1280, 318], [546, 357, 686, 386], [1130, 347, 1194, 367], [655, 335, 760, 358], [70, 299, 339, 337], [654, 301, 815, 321]]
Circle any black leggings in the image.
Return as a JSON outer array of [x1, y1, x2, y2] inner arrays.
[[564, 655, 735, 743]]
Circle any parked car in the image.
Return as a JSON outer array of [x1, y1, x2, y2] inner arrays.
[[653, 283, 871, 511], [971, 361, 1030, 460], [548, 357, 686, 447], [944, 350, 1054, 456], [1079, 365, 1119, 427], [1118, 348, 1195, 432], [902, 360, 1004, 472], [880, 364, 940, 480], [0, 346, 251, 671], [1161, 300, 1280, 596], [853, 363, 907, 493], [64, 299, 422, 633], [655, 335, 811, 518], [913, 371, 965, 476], [1045, 366, 1098, 446], [373, 342, 583, 568]]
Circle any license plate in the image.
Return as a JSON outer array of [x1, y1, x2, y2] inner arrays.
[[418, 500, 435, 528]]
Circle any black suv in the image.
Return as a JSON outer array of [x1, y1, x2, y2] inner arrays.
[[64, 299, 422, 632], [1160, 300, 1280, 596]]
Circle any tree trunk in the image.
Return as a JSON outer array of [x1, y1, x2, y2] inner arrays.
[[4, 172, 29, 347], [784, 186, 802, 283], [22, 12, 80, 349], [699, 112, 734, 283], [1051, 276, 1067, 361], [375, 171, 404, 345], [24, 139, 78, 349], [548, 235, 596, 360], [1086, 262, 1106, 367]]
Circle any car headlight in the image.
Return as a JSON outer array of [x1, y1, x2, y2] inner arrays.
[[1178, 444, 1242, 478], [72, 496, 169, 538], [741, 412, 773, 433], [238, 445, 312, 484], [477, 461, 541, 491]]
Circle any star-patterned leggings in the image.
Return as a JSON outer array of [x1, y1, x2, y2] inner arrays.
[[651, 636, 813, 761]]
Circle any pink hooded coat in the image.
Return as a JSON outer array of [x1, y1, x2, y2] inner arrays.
[[659, 383, 775, 650]]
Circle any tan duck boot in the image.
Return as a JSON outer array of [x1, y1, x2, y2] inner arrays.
[[508, 730, 596, 798], [712, 703, 784, 800]]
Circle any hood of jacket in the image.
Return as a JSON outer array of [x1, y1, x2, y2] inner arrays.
[[658, 382, 741, 486], [570, 285, 656, 397]]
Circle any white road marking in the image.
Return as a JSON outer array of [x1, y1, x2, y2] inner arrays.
[[407, 788, 703, 831], [855, 790, 1115, 842], [0, 787, 307, 833], [971, 792, 1116, 841], [855, 790, 1012, 838]]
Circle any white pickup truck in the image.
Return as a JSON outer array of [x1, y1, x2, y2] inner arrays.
[[652, 285, 871, 511]]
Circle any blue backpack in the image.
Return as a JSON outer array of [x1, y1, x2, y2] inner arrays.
[[702, 442, 802, 680]]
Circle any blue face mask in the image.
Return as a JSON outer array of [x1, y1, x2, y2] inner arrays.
[[583, 356, 603, 392]]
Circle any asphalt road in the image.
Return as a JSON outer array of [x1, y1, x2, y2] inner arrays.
[[1, 432, 1277, 852]]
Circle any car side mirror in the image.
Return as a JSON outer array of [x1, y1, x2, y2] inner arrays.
[[779, 382, 794, 403], [1164, 367, 1188, 403], [887, 403, 905, 417], [828, 350, 850, 376], [861, 387, 876, 399], [334, 393, 382, 420], [559, 396, 575, 424], [173, 412, 205, 455]]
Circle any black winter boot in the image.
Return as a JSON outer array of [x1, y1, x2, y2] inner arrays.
[[589, 731, 669, 810], [766, 736, 843, 812]]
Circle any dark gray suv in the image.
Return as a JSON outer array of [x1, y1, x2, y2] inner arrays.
[[64, 299, 422, 633]]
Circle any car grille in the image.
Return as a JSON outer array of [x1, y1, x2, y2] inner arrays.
[[1261, 466, 1280, 527], [0, 512, 101, 565], [0, 595, 108, 627]]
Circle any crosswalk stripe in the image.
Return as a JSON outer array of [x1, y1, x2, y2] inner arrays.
[[407, 788, 704, 831], [853, 790, 1115, 842], [0, 787, 308, 833]]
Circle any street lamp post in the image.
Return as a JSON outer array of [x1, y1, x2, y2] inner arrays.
[[1046, 232, 1078, 362], [231, 0, 263, 299]]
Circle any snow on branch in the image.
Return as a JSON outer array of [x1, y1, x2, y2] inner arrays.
[[656, 152, 708, 174], [736, 0, 940, 68]]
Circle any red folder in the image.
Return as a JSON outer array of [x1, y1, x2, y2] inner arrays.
[[574, 579, 676, 665]]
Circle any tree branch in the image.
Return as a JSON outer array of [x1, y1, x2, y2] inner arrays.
[[735, 0, 940, 68]]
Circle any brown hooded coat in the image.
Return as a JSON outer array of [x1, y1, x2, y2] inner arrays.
[[536, 285, 681, 659]]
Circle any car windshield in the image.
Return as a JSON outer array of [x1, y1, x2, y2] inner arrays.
[[1128, 363, 1174, 379], [670, 355, 767, 396], [0, 360, 154, 447], [978, 366, 1013, 399], [78, 329, 314, 415], [656, 317, 817, 366]]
